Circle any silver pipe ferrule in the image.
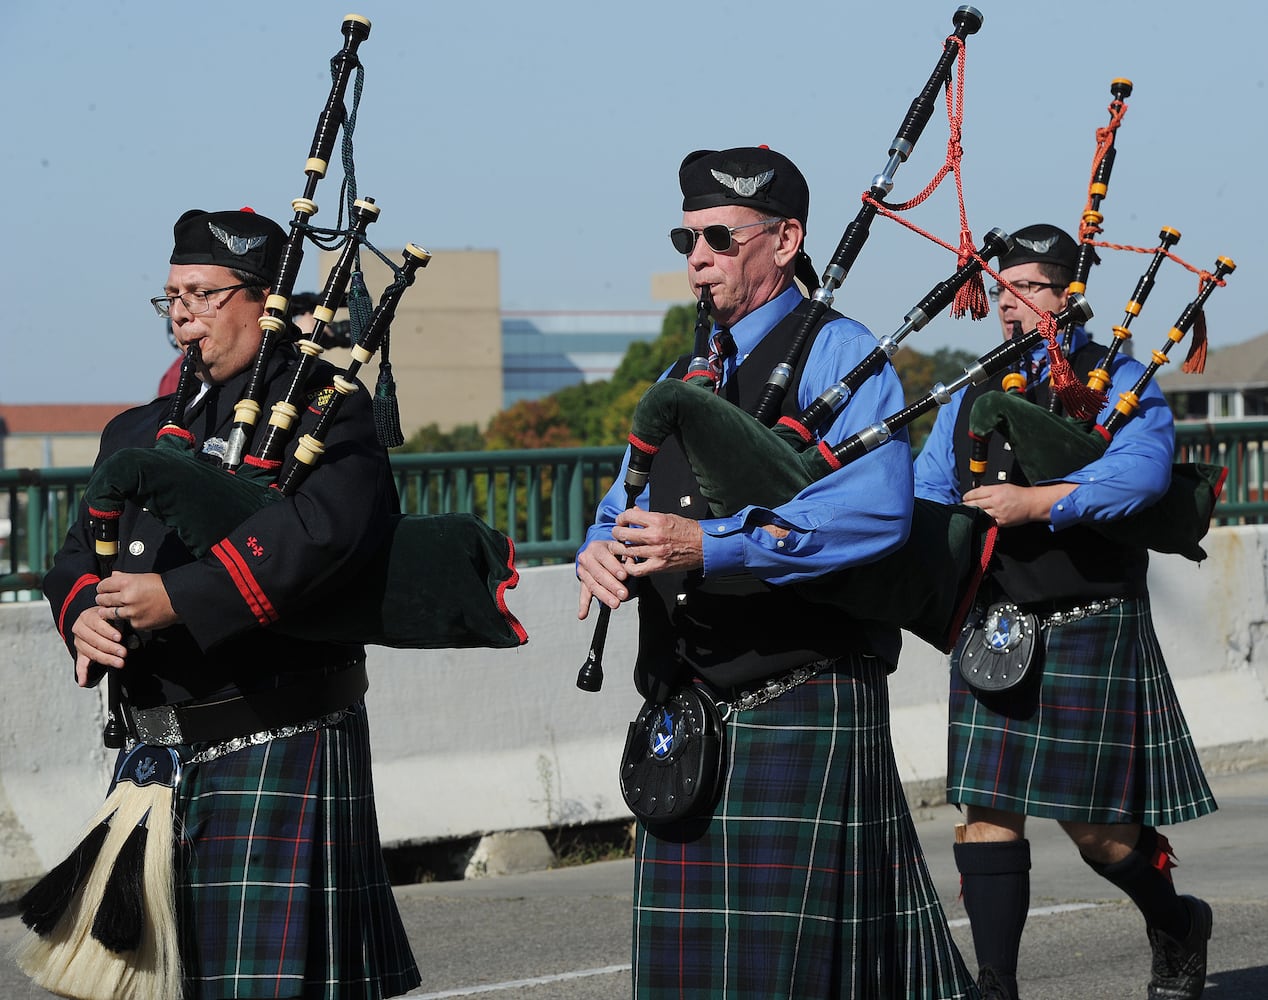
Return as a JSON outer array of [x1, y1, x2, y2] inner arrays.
[[766, 364, 793, 391], [857, 422, 893, 451]]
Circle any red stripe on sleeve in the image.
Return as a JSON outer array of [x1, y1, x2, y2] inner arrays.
[[211, 541, 279, 625], [57, 573, 101, 639]]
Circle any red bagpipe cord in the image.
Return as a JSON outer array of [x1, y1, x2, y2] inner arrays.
[[1182, 270, 1218, 375], [1078, 98, 1128, 250], [1183, 308, 1209, 374], [1045, 325, 1107, 419], [864, 33, 988, 321]]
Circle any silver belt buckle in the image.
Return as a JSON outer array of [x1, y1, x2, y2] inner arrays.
[[130, 704, 184, 745]]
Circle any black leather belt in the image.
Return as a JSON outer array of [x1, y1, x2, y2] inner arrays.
[[123, 659, 369, 747]]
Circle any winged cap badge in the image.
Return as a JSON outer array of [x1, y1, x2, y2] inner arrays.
[[209, 221, 268, 257], [1016, 234, 1059, 255], [711, 167, 775, 198]]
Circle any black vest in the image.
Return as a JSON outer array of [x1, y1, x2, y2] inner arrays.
[[952, 338, 1149, 605], [633, 300, 898, 701]]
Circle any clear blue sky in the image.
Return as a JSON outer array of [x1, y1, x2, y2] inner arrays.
[[2, 0, 1263, 404]]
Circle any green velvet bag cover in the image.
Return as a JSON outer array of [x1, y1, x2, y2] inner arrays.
[[282, 512, 527, 649], [86, 442, 280, 555], [83, 445, 526, 649], [968, 390, 1225, 561], [626, 379, 995, 651], [630, 379, 829, 512], [791, 498, 997, 653]]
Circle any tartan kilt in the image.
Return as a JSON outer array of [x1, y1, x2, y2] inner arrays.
[[169, 701, 420, 1000], [633, 654, 977, 1000], [947, 595, 1217, 826]]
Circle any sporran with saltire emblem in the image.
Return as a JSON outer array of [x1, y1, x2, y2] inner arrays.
[[956, 601, 1039, 694]]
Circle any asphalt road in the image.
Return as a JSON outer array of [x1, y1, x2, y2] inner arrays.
[[3, 765, 1265, 999]]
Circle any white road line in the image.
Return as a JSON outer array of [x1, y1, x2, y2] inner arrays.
[[408, 904, 1100, 997], [948, 902, 1101, 928], [408, 964, 633, 998]]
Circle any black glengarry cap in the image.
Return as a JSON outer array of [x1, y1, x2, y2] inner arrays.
[[170, 207, 287, 284], [679, 146, 809, 226]]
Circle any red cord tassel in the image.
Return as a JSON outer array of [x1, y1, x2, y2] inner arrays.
[[1182, 308, 1209, 374]]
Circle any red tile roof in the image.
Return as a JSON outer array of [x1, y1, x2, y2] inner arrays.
[[0, 403, 139, 434]]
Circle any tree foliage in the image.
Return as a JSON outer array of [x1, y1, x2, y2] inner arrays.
[[484, 397, 581, 451], [893, 346, 979, 452], [398, 308, 981, 454], [399, 421, 484, 454]]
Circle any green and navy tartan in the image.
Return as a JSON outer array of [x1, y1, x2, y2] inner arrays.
[[169, 701, 419, 1000], [633, 654, 978, 1000], [947, 595, 1217, 825]]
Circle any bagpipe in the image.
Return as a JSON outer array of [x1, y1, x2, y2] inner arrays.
[[17, 17, 522, 1000], [964, 80, 1235, 562], [78, 17, 527, 666], [579, 6, 1002, 692]]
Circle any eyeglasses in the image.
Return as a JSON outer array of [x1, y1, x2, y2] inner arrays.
[[150, 283, 260, 318], [669, 217, 782, 255], [987, 280, 1066, 301]]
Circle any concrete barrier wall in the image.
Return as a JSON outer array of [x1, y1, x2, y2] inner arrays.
[[3, 525, 1266, 895]]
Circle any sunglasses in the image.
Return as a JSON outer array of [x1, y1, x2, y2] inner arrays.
[[669, 217, 782, 255]]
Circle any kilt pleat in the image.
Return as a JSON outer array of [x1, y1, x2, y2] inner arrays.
[[174, 702, 420, 999], [947, 596, 1216, 826], [632, 654, 977, 1000]]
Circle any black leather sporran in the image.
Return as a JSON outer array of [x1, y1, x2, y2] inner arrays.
[[956, 601, 1039, 694], [619, 684, 725, 825]]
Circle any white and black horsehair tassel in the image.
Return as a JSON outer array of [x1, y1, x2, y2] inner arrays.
[[14, 745, 183, 1000], [18, 816, 112, 936], [91, 807, 152, 952]]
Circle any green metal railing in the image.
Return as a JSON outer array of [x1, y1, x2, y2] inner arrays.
[[0, 447, 626, 599], [4, 423, 1266, 598]]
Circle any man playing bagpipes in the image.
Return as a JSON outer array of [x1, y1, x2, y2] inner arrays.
[[576, 146, 978, 999], [914, 225, 1216, 1000], [30, 208, 421, 999]]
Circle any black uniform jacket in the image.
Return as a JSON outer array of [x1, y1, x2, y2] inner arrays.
[[44, 345, 399, 710]]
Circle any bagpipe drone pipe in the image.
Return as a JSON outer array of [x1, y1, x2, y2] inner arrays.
[[750, 4, 986, 425], [76, 20, 526, 658]]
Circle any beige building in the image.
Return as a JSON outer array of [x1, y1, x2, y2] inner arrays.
[[4, 251, 678, 469], [319, 247, 503, 435]]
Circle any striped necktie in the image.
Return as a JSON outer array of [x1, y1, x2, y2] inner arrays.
[[707, 328, 735, 392]]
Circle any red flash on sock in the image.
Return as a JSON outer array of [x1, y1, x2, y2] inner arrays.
[[1152, 832, 1178, 882]]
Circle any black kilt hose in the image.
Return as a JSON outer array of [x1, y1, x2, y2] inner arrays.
[[947, 596, 1216, 825], [169, 703, 419, 999], [633, 655, 978, 1000]]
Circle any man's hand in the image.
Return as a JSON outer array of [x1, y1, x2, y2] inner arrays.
[[95, 571, 179, 631], [962, 482, 1076, 528], [612, 509, 705, 575], [71, 606, 129, 686], [576, 537, 631, 618], [576, 510, 705, 619]]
